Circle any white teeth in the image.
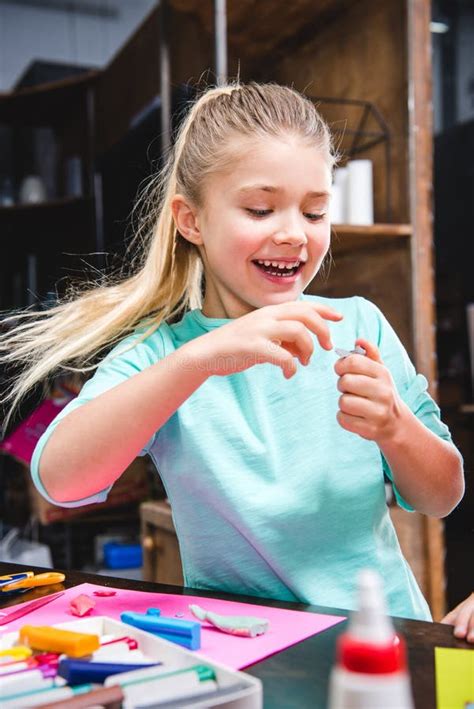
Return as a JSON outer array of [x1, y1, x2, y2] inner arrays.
[[257, 259, 301, 269]]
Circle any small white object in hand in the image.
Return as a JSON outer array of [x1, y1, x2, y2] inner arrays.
[[335, 346, 367, 358]]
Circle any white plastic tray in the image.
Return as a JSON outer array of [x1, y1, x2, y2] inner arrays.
[[0, 615, 263, 708]]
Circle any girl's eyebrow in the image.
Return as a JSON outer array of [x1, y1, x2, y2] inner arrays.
[[237, 184, 330, 198]]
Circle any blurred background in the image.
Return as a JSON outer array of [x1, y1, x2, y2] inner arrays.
[[0, 0, 472, 622]]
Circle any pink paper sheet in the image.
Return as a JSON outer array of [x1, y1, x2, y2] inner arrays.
[[1, 582, 345, 669]]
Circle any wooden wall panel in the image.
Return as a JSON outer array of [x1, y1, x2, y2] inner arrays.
[[270, 0, 408, 225], [95, 5, 212, 154]]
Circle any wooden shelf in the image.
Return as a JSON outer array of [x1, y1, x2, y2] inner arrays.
[[0, 197, 95, 254], [0, 71, 98, 126], [330, 223, 412, 254], [0, 197, 89, 215]]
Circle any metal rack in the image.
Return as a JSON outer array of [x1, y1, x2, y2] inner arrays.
[[308, 96, 393, 223]]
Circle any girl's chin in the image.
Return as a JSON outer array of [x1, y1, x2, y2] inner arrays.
[[254, 289, 305, 308]]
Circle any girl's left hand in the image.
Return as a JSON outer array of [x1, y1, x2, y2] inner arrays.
[[334, 337, 404, 444], [441, 593, 474, 643]]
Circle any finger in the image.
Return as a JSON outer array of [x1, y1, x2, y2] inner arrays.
[[270, 301, 343, 322], [337, 373, 381, 398], [334, 353, 381, 378], [338, 393, 377, 419], [440, 608, 458, 625], [270, 321, 315, 365], [467, 612, 474, 643], [336, 410, 373, 439], [273, 302, 344, 350], [356, 337, 383, 364], [260, 341, 298, 379], [453, 603, 474, 639], [280, 301, 343, 322]]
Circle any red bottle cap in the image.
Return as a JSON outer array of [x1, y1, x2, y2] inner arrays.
[[337, 632, 407, 674]]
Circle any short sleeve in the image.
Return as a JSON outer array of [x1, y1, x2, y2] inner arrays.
[[30, 328, 165, 507], [356, 297, 456, 512]]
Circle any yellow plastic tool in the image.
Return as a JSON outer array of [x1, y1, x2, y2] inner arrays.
[[0, 646, 33, 662], [19, 625, 100, 657], [1, 572, 65, 592]]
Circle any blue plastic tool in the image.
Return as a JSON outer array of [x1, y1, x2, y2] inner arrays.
[[120, 608, 201, 650], [58, 659, 161, 685]]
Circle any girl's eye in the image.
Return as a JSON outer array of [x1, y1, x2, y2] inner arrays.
[[246, 208, 272, 217], [304, 212, 326, 221]]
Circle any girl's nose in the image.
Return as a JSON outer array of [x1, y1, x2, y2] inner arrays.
[[272, 228, 307, 246]]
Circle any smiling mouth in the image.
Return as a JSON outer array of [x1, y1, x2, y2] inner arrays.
[[252, 259, 304, 277]]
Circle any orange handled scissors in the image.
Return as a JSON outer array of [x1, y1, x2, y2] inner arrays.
[[0, 572, 65, 592]]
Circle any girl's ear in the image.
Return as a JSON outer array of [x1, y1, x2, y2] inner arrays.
[[171, 195, 203, 246]]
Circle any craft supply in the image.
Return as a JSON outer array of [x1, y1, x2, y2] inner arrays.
[[92, 590, 116, 597], [335, 346, 367, 359], [0, 662, 58, 680], [92, 645, 146, 663], [328, 569, 414, 709], [0, 613, 263, 707], [0, 645, 32, 661], [105, 663, 218, 706], [0, 581, 345, 670], [0, 659, 34, 674], [58, 658, 161, 685], [0, 670, 56, 698], [1, 572, 65, 593], [101, 635, 138, 650], [20, 625, 100, 657], [189, 603, 269, 637], [91, 645, 148, 665], [121, 608, 201, 650], [434, 647, 474, 709], [1, 682, 93, 708], [0, 572, 34, 589], [0, 591, 65, 625], [34, 683, 124, 709], [69, 594, 95, 617]]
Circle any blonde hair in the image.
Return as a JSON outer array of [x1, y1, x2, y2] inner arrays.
[[0, 82, 336, 426]]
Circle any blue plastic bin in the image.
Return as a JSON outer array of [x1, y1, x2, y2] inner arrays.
[[103, 542, 143, 569]]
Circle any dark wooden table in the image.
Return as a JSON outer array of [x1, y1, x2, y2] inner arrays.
[[0, 562, 470, 708]]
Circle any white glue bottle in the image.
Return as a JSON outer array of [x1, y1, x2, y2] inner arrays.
[[328, 569, 415, 709]]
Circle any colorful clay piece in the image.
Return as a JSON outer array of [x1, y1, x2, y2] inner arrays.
[[92, 590, 117, 597], [19, 625, 100, 657], [70, 594, 96, 617], [189, 604, 270, 638]]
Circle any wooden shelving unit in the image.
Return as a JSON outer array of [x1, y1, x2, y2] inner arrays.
[[0, 71, 99, 308], [330, 223, 412, 255]]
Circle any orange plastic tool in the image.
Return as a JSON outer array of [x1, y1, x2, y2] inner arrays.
[[19, 625, 100, 657], [1, 572, 65, 592]]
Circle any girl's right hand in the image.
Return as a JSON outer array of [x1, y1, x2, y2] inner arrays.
[[186, 301, 343, 380]]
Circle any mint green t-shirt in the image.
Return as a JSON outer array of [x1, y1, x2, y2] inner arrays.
[[31, 295, 454, 620]]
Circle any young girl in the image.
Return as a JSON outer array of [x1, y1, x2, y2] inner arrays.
[[0, 83, 464, 621]]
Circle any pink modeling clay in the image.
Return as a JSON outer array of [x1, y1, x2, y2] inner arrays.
[[92, 590, 117, 597], [70, 593, 96, 616]]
